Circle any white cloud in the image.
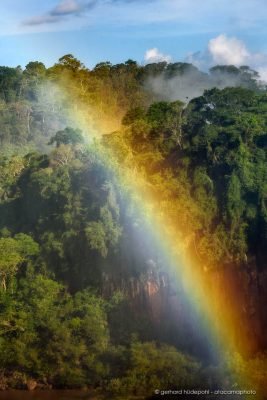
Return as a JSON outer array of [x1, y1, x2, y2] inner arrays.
[[23, 0, 151, 26], [144, 48, 172, 64], [23, 0, 97, 25], [187, 34, 267, 82], [24, 15, 59, 26], [51, 0, 82, 16], [208, 34, 249, 65], [4, 0, 267, 37]]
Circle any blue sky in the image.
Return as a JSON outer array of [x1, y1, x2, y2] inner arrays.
[[0, 0, 267, 77]]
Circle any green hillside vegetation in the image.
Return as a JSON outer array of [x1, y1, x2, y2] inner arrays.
[[0, 56, 266, 397]]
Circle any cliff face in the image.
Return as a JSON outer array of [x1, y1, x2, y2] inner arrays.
[[102, 258, 267, 357], [205, 265, 265, 355]]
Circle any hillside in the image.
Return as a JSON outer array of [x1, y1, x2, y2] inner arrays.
[[0, 56, 266, 398]]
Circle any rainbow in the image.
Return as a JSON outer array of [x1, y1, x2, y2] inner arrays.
[[48, 78, 262, 398]]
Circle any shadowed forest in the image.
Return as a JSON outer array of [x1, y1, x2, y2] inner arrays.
[[0, 55, 266, 399]]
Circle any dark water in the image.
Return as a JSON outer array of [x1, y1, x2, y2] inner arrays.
[[0, 391, 95, 400]]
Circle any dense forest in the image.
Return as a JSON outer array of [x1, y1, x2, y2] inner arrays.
[[0, 55, 266, 398]]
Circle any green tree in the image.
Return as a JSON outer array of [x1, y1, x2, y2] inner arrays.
[[48, 127, 84, 147]]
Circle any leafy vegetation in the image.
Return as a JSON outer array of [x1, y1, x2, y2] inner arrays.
[[0, 56, 266, 397]]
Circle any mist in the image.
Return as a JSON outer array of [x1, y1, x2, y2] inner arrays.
[[144, 63, 261, 103]]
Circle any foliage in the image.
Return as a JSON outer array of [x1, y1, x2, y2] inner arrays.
[[107, 341, 201, 397], [0, 272, 109, 387], [0, 55, 266, 394]]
